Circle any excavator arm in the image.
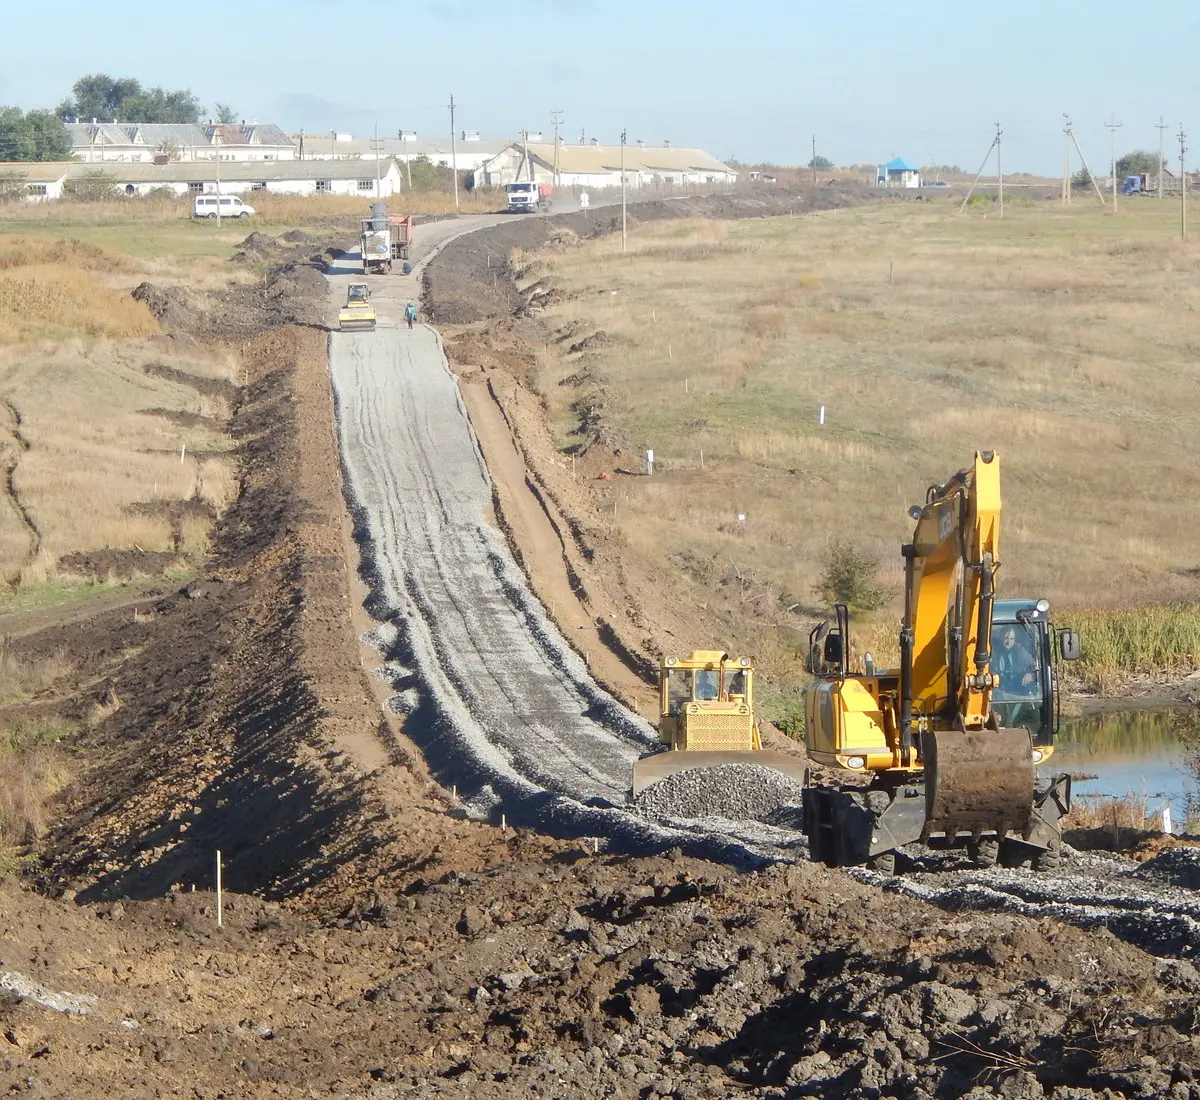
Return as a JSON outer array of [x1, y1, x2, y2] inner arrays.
[[904, 450, 1001, 738]]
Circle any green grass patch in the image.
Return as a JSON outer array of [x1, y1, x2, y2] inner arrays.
[[1068, 604, 1200, 691], [0, 219, 246, 261], [0, 575, 170, 618]]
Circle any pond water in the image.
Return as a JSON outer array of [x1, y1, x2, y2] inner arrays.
[[1045, 709, 1197, 826]]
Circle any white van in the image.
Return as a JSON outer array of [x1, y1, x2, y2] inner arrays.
[[192, 195, 256, 219]]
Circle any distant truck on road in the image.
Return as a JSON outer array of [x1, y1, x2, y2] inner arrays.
[[1123, 173, 1184, 196], [506, 181, 552, 213], [360, 205, 414, 274]]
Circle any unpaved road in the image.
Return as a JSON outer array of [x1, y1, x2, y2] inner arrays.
[[329, 316, 807, 862], [324, 214, 511, 323], [329, 213, 1200, 963]]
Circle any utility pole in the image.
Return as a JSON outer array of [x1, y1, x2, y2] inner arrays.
[[298, 126, 304, 161], [373, 121, 381, 200], [1105, 114, 1122, 212], [620, 129, 627, 253], [449, 94, 459, 210], [1179, 123, 1188, 238], [1156, 116, 1169, 199], [214, 130, 221, 223], [551, 108, 563, 187], [995, 122, 1003, 219], [811, 134, 816, 187], [1062, 115, 1071, 206], [957, 126, 1000, 214], [1063, 124, 1107, 206]]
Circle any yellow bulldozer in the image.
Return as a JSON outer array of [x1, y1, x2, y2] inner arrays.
[[338, 282, 377, 332], [632, 650, 809, 795], [802, 451, 1082, 873]]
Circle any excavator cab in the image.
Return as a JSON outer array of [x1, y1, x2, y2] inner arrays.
[[989, 600, 1081, 751], [631, 651, 809, 797]]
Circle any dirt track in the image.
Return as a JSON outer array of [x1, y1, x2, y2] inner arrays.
[[3, 200, 1200, 1098]]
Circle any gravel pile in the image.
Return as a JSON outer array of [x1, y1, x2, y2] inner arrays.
[[1130, 846, 1200, 889], [632, 763, 806, 822]]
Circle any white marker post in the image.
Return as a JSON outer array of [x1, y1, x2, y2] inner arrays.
[[215, 850, 223, 928], [645, 449, 654, 476], [819, 406, 826, 425], [1162, 805, 1174, 835]]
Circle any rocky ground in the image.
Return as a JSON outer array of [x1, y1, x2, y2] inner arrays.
[[1, 198, 1198, 1098]]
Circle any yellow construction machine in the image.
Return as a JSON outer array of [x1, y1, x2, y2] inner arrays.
[[802, 451, 1081, 873], [632, 650, 809, 795], [338, 282, 377, 332]]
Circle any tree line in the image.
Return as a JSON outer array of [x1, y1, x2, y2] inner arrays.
[[0, 74, 236, 162]]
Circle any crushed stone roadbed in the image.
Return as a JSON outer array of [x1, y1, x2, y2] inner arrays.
[[330, 322, 808, 863]]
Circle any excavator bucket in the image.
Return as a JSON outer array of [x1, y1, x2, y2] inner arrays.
[[923, 726, 1035, 837], [632, 749, 810, 799]]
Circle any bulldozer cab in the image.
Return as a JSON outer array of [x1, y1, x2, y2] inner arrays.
[[659, 652, 754, 741], [663, 661, 749, 715]]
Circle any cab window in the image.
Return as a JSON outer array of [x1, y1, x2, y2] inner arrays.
[[666, 669, 692, 715]]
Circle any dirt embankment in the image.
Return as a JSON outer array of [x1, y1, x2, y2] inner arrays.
[[422, 191, 865, 730], [2, 223, 1199, 1098], [423, 187, 874, 325]]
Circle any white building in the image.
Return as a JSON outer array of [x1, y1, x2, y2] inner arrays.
[[2, 163, 72, 202], [475, 141, 737, 190], [296, 132, 509, 174], [1, 159, 404, 200], [65, 122, 297, 163], [875, 157, 920, 188]]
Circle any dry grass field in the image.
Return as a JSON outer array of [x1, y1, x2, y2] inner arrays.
[[0, 226, 243, 595], [530, 199, 1200, 689]]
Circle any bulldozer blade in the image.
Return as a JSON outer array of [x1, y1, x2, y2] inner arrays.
[[923, 726, 1035, 837], [632, 749, 809, 798]]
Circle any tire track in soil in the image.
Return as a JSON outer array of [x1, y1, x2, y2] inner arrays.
[[0, 398, 42, 579]]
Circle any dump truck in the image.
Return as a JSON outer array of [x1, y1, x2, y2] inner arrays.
[[338, 283, 377, 332], [360, 216, 392, 275], [632, 650, 808, 795], [802, 451, 1081, 874], [388, 214, 413, 265], [506, 181, 552, 213], [1123, 172, 1184, 196]]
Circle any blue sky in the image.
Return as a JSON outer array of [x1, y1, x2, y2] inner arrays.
[[4, 0, 1198, 173]]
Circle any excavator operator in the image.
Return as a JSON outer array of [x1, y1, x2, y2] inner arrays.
[[993, 625, 1037, 694]]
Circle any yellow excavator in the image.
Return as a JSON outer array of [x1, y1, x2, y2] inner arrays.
[[632, 650, 809, 795], [338, 282, 377, 332], [802, 451, 1081, 873]]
